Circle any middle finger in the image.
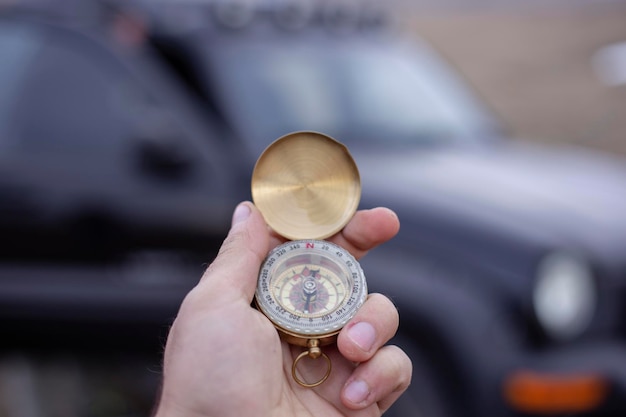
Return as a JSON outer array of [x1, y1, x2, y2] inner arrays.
[[337, 293, 400, 363]]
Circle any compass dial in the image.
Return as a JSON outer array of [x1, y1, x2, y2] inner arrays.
[[274, 264, 345, 317], [256, 240, 367, 337]]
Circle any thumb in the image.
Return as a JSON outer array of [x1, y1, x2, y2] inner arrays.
[[198, 201, 271, 303]]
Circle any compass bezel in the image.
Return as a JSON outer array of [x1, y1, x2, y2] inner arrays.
[[255, 240, 367, 339]]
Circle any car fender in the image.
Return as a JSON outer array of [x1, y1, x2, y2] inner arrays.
[[362, 246, 522, 416]]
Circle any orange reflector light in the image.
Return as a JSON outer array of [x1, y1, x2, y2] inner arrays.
[[504, 370, 608, 414]]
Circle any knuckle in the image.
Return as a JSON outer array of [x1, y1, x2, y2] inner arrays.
[[386, 345, 413, 391], [366, 293, 400, 328]]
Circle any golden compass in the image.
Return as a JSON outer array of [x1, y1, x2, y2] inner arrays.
[[251, 131, 366, 388]]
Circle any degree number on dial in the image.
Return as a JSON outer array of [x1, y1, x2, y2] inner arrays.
[[256, 240, 367, 336]]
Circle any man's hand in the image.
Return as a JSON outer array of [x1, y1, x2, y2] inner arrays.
[[155, 201, 412, 417]]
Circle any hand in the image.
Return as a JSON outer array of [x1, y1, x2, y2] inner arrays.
[[154, 202, 412, 417]]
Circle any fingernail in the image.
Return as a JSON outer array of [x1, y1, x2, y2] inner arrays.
[[347, 322, 376, 352], [232, 203, 251, 226], [344, 379, 370, 405]]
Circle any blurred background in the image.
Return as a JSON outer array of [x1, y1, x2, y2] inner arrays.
[[396, 0, 626, 155], [1, 0, 626, 416]]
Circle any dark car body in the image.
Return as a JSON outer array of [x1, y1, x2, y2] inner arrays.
[[2, 1, 626, 416]]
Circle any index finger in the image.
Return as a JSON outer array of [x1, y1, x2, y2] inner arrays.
[[269, 207, 399, 259], [330, 207, 400, 259]]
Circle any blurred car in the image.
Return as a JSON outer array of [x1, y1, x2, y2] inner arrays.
[[2, 1, 626, 416]]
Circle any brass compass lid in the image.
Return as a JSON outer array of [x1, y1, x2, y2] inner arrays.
[[251, 131, 361, 240]]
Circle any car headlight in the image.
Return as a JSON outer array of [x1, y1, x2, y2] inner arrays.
[[532, 252, 597, 341]]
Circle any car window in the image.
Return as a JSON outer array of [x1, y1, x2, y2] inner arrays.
[[203, 36, 498, 154], [0, 21, 42, 149], [0, 19, 227, 190], [9, 30, 144, 154], [2, 21, 184, 159]]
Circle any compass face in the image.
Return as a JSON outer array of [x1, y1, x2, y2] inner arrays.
[[256, 240, 367, 337]]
